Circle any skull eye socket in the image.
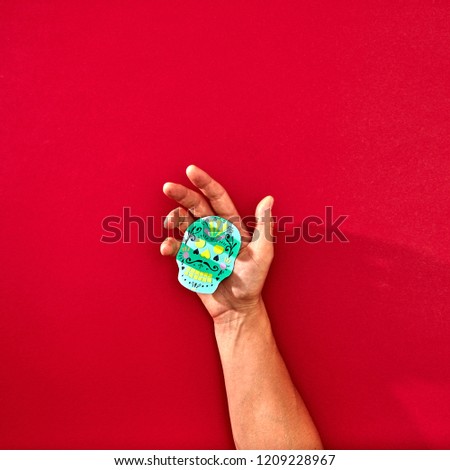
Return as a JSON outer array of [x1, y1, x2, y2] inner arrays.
[[195, 239, 206, 248], [213, 245, 224, 255]]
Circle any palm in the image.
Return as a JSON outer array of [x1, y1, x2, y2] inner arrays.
[[197, 244, 269, 319]]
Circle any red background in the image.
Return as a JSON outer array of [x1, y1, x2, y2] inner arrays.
[[1, 1, 449, 449]]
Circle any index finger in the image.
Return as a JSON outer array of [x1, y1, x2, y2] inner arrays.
[[185, 165, 251, 243]]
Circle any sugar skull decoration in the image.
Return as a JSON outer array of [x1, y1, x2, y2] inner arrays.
[[176, 215, 241, 294]]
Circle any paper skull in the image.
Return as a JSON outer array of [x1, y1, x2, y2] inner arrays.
[[176, 215, 241, 293]]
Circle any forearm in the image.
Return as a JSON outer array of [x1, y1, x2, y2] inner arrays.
[[214, 299, 323, 450]]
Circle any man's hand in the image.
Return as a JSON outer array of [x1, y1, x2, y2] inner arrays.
[[160, 164, 274, 323]]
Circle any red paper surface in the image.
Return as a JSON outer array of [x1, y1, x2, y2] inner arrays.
[[1, 1, 449, 449]]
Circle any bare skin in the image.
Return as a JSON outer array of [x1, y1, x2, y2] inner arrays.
[[160, 165, 323, 450]]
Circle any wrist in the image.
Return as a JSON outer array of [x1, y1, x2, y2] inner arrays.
[[212, 296, 268, 329], [213, 298, 274, 357]]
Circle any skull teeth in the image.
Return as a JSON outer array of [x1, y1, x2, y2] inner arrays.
[[184, 267, 213, 283]]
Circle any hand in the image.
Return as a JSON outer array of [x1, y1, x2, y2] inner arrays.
[[160, 165, 274, 323]]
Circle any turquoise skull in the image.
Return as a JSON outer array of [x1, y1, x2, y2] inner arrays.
[[176, 215, 241, 293]]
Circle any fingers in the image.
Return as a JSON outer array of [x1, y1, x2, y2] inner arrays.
[[163, 182, 213, 218], [185, 164, 235, 217], [160, 237, 181, 257], [163, 206, 194, 233], [250, 195, 274, 259], [185, 164, 251, 242]]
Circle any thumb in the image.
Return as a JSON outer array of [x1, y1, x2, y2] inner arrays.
[[251, 195, 274, 256]]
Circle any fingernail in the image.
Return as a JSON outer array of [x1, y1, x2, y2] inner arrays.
[[162, 182, 173, 194]]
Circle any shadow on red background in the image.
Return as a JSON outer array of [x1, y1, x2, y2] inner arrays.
[[1, 1, 449, 449], [266, 232, 450, 449]]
